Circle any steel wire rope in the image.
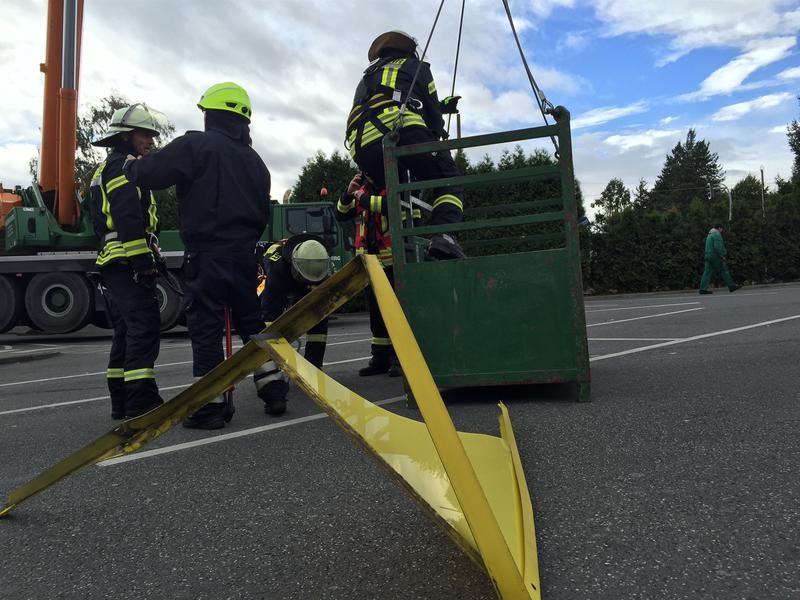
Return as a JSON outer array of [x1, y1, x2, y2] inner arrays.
[[500, 0, 560, 157], [445, 0, 466, 137]]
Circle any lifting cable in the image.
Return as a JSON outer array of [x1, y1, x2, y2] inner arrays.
[[392, 0, 446, 138], [396, 0, 560, 159], [445, 0, 466, 137], [500, 0, 560, 158]]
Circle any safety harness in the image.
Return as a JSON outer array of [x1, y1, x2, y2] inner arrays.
[[346, 57, 427, 156]]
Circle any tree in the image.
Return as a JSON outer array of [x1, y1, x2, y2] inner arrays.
[[74, 93, 128, 192], [592, 177, 631, 226], [633, 178, 650, 208], [788, 96, 800, 188], [75, 94, 175, 194], [650, 129, 724, 210], [290, 150, 357, 203]]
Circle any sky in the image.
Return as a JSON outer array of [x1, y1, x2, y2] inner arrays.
[[1, 0, 798, 217]]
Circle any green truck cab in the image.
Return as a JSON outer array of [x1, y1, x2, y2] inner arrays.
[[0, 184, 352, 335]]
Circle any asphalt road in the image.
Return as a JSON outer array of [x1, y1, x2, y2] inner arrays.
[[1, 284, 799, 600]]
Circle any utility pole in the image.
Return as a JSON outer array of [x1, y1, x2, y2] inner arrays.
[[759, 165, 766, 221]]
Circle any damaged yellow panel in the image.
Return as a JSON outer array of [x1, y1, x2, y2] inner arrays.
[[257, 255, 540, 600], [263, 338, 539, 599]]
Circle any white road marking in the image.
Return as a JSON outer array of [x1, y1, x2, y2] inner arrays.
[[587, 307, 702, 327], [0, 356, 372, 415], [590, 315, 800, 362], [0, 339, 372, 388], [586, 302, 699, 313], [97, 395, 405, 467], [0, 384, 191, 416], [0, 346, 65, 355], [588, 338, 680, 341]]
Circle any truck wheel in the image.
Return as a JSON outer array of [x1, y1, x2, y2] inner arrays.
[[0, 275, 24, 333], [156, 276, 183, 331], [24, 273, 93, 334]]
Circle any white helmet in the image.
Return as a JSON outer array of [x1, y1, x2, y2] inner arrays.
[[291, 239, 331, 283], [92, 103, 163, 147]]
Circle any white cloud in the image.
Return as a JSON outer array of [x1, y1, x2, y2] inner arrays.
[[711, 92, 794, 121], [659, 116, 678, 125], [592, 0, 798, 63], [777, 66, 800, 80], [0, 143, 38, 187], [559, 31, 590, 52], [572, 101, 649, 129], [603, 129, 682, 151], [696, 37, 796, 97]]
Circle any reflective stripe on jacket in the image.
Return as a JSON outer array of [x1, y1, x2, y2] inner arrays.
[[89, 152, 157, 267]]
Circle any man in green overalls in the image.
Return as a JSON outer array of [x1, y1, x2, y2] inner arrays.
[[699, 224, 740, 294]]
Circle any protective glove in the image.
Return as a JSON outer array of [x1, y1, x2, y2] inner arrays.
[[343, 173, 371, 206], [346, 173, 368, 195], [129, 253, 158, 287], [440, 95, 461, 114]]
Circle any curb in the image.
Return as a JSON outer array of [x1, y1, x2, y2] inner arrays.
[[0, 350, 62, 365]]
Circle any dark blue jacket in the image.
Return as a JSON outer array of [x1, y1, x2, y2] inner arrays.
[[124, 111, 270, 253]]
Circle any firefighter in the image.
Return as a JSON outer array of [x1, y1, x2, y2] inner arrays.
[[346, 30, 466, 261], [336, 173, 408, 377], [124, 82, 271, 430], [89, 104, 164, 420], [255, 235, 332, 414]]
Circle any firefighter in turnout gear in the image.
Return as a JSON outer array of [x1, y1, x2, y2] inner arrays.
[[336, 173, 409, 377], [89, 104, 164, 419], [346, 30, 466, 261], [255, 235, 332, 414], [124, 82, 272, 430]]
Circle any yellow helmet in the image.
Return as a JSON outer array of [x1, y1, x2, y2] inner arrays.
[[368, 31, 418, 61], [291, 239, 331, 283], [197, 82, 252, 122], [91, 103, 161, 147]]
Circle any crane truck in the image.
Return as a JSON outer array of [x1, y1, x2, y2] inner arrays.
[[0, 0, 351, 335]]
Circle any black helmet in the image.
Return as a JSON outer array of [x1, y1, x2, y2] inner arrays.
[[368, 31, 418, 61]]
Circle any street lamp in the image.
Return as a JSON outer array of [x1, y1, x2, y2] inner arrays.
[[718, 183, 733, 223]]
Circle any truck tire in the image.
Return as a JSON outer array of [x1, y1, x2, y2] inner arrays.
[[156, 275, 183, 332], [24, 272, 93, 334], [0, 275, 24, 333]]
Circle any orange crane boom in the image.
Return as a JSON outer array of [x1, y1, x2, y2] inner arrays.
[[38, 0, 83, 226]]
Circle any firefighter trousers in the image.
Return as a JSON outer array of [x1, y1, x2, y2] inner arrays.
[[182, 250, 265, 376], [100, 261, 162, 413]]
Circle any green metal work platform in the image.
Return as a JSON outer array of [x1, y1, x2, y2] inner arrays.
[[384, 107, 590, 400]]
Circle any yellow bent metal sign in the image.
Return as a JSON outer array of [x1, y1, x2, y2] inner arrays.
[[0, 255, 540, 600]]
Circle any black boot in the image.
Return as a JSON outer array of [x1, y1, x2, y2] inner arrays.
[[264, 396, 287, 416], [426, 233, 466, 260], [183, 402, 226, 430], [124, 379, 163, 418], [387, 355, 402, 378], [359, 357, 390, 376], [108, 377, 127, 420], [258, 380, 289, 416], [222, 390, 236, 423]]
